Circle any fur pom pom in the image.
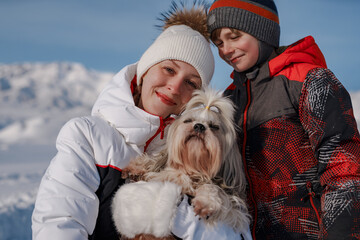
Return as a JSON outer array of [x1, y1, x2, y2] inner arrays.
[[159, 0, 210, 41], [111, 181, 182, 238]]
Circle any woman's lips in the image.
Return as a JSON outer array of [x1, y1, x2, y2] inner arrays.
[[156, 91, 176, 106]]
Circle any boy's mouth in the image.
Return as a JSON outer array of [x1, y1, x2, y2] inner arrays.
[[230, 54, 244, 63], [230, 57, 239, 63]]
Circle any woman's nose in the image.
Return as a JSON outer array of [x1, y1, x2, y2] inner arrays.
[[167, 76, 183, 95]]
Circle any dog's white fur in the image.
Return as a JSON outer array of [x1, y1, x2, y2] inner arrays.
[[112, 88, 250, 239]]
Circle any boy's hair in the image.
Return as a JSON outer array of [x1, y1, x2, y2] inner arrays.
[[210, 27, 239, 42], [207, 0, 280, 47]]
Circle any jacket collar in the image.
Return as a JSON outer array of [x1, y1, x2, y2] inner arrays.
[[269, 36, 327, 77]]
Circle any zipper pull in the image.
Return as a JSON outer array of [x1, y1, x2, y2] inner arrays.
[[301, 181, 315, 202], [302, 181, 322, 228], [306, 181, 316, 197]]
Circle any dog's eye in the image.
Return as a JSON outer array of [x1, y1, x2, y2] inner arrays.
[[209, 106, 220, 113], [192, 104, 205, 111], [209, 123, 220, 131], [183, 119, 193, 124]]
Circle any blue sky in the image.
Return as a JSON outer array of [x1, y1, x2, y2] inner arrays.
[[1, 0, 360, 91]]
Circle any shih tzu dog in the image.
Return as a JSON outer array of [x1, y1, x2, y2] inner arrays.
[[111, 88, 250, 240]]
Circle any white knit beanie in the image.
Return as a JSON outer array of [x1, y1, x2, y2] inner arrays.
[[137, 22, 215, 89]]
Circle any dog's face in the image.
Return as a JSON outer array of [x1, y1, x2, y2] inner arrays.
[[166, 89, 238, 180]]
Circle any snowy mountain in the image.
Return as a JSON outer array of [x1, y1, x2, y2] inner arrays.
[[0, 62, 113, 240], [0, 62, 359, 240], [0, 62, 113, 149]]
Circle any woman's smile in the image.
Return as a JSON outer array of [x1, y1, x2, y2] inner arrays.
[[156, 91, 176, 106]]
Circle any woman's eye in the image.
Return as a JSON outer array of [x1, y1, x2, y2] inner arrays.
[[185, 79, 199, 89], [164, 67, 175, 74]]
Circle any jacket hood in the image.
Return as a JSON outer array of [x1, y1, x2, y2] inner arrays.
[[269, 36, 327, 79], [91, 63, 170, 152]]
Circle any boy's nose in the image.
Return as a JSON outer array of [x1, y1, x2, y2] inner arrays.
[[222, 42, 234, 55]]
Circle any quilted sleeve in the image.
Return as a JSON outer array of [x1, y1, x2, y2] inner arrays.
[[32, 117, 100, 240]]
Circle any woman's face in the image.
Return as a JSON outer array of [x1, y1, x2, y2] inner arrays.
[[213, 28, 259, 73], [138, 60, 201, 118]]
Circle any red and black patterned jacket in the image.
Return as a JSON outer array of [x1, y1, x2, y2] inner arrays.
[[224, 36, 360, 239]]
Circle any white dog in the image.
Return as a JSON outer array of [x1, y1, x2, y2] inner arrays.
[[112, 89, 250, 240]]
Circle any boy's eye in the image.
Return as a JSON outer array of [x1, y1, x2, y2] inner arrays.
[[214, 41, 223, 47], [230, 33, 240, 40]]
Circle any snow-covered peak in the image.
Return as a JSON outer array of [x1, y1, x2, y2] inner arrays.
[[0, 62, 113, 148], [0, 62, 112, 110]]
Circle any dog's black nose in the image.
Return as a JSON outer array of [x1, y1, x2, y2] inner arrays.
[[194, 123, 206, 133]]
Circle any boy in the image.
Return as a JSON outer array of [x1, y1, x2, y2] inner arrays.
[[208, 0, 360, 239]]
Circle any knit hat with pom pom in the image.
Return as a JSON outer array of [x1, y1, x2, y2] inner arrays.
[[137, 1, 215, 88]]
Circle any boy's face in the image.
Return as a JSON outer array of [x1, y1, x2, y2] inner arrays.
[[213, 28, 259, 72]]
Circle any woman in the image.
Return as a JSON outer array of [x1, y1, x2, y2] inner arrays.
[[31, 3, 216, 240]]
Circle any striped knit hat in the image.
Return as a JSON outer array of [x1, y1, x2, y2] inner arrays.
[[207, 0, 280, 47]]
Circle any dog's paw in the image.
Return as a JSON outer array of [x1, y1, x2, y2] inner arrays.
[[121, 166, 145, 181], [192, 197, 219, 219], [121, 167, 130, 179], [192, 185, 222, 219]]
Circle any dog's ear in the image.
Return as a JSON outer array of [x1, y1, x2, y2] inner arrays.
[[217, 144, 246, 195]]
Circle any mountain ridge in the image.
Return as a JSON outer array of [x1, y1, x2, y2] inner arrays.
[[0, 62, 113, 148]]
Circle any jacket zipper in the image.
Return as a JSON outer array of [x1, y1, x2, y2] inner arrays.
[[143, 117, 174, 152], [242, 79, 258, 239], [303, 181, 322, 228]]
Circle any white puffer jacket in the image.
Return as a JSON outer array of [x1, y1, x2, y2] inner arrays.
[[31, 63, 171, 240], [31, 62, 250, 240]]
